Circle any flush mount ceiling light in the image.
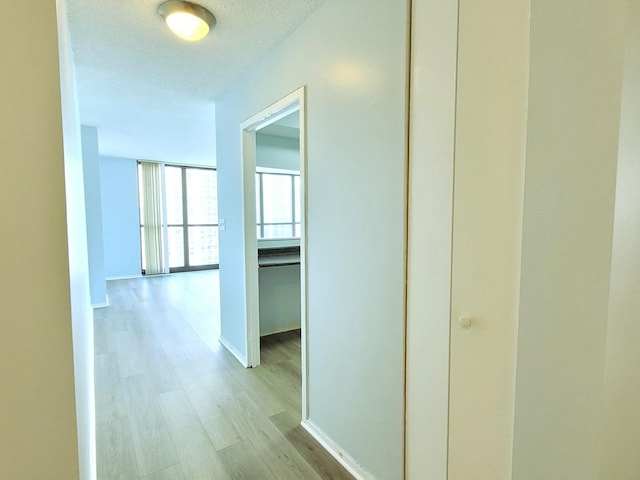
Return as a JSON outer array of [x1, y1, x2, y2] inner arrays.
[[158, 1, 216, 42]]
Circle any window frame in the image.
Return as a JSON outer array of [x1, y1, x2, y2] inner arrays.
[[167, 164, 219, 272], [255, 168, 300, 240], [138, 162, 220, 274]]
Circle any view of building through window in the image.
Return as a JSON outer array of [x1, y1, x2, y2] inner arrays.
[[140, 165, 299, 274], [166, 165, 219, 270], [139, 163, 219, 273], [256, 171, 301, 239]]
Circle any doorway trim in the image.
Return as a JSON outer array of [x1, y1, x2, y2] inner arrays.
[[240, 86, 308, 419]]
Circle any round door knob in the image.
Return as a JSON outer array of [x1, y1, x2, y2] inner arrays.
[[458, 315, 472, 329]]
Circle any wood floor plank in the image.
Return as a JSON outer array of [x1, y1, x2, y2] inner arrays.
[[93, 313, 112, 355], [251, 360, 302, 415], [182, 382, 243, 451], [228, 367, 287, 418], [150, 313, 195, 368], [259, 336, 290, 364], [129, 310, 160, 344], [95, 382, 127, 425], [174, 361, 243, 398], [217, 440, 278, 480], [132, 282, 156, 303], [263, 333, 302, 371], [163, 308, 213, 359], [95, 352, 120, 391], [114, 330, 147, 378], [109, 281, 139, 309], [210, 343, 248, 372], [96, 272, 353, 480], [123, 374, 179, 476], [140, 342, 182, 394], [158, 389, 231, 480], [271, 410, 355, 480], [109, 309, 136, 333], [183, 309, 220, 351], [139, 464, 185, 480], [96, 416, 139, 480], [222, 391, 323, 480]]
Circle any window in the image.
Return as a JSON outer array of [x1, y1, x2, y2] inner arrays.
[[138, 163, 219, 274], [255, 171, 300, 239], [166, 165, 219, 271]]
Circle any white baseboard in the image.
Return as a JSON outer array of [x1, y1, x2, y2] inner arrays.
[[301, 419, 374, 480], [219, 336, 248, 367], [92, 294, 109, 309], [106, 274, 143, 281]]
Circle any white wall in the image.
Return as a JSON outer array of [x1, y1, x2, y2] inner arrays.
[[256, 133, 300, 171], [259, 265, 301, 336], [599, 1, 640, 476], [512, 2, 627, 479], [58, 1, 96, 477], [215, 0, 408, 477], [82, 125, 107, 306], [100, 156, 142, 278], [0, 1, 94, 478]]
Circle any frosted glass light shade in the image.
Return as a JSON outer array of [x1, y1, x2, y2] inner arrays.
[[165, 11, 209, 41], [159, 1, 216, 42]]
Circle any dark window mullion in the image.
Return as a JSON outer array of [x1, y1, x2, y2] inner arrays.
[[259, 173, 265, 239], [290, 174, 296, 237], [181, 167, 190, 267]]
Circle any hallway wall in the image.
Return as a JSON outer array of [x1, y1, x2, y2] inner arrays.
[[82, 125, 107, 306], [513, 2, 627, 478], [215, 0, 408, 477], [599, 0, 640, 475], [100, 156, 142, 279], [0, 1, 92, 478]]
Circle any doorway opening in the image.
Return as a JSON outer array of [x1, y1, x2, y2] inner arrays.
[[240, 87, 308, 419]]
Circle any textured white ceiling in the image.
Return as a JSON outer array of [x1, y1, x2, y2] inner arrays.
[[64, 0, 323, 164]]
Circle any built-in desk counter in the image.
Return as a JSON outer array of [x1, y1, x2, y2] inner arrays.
[[258, 246, 300, 267], [257, 246, 301, 336]]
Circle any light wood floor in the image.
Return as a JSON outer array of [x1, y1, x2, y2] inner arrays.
[[95, 271, 353, 480]]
